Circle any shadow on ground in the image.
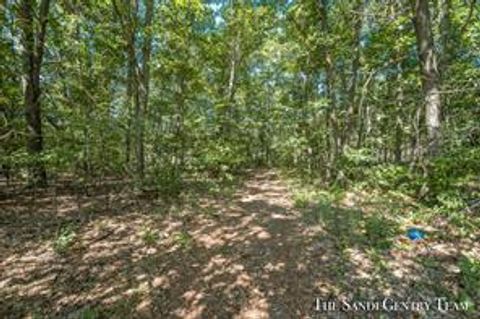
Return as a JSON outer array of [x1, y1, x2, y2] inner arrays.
[[1, 170, 479, 318]]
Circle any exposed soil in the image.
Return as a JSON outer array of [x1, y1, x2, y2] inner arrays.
[[1, 170, 479, 318]]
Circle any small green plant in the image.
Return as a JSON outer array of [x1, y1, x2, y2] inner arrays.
[[292, 188, 332, 209], [147, 165, 183, 198], [293, 192, 311, 209], [436, 191, 465, 212], [459, 256, 480, 300], [363, 215, 398, 250], [30, 309, 44, 319], [302, 201, 331, 224], [367, 248, 388, 272], [141, 227, 159, 246], [328, 185, 346, 202], [174, 230, 192, 249], [77, 307, 99, 319], [447, 212, 477, 236], [53, 225, 76, 254], [364, 164, 412, 192]]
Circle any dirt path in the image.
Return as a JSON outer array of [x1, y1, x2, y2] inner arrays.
[[177, 170, 320, 318], [1, 170, 478, 318], [145, 170, 324, 318]]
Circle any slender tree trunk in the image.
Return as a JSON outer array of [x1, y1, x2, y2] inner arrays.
[[125, 64, 133, 167], [325, 54, 338, 177], [174, 76, 186, 175], [19, 0, 51, 186], [342, 0, 363, 150], [356, 71, 374, 149], [113, 0, 144, 181], [411, 103, 423, 163], [134, 63, 143, 180], [412, 0, 442, 157], [136, 0, 154, 180], [439, 0, 452, 130], [224, 30, 240, 135], [394, 118, 403, 162], [113, 0, 134, 171], [141, 0, 154, 115], [123, 0, 144, 181], [227, 39, 238, 106], [318, 0, 338, 180], [394, 62, 404, 163], [439, 0, 452, 74]]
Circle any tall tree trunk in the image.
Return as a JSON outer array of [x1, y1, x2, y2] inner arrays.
[[115, 0, 144, 181], [439, 0, 452, 129], [318, 0, 338, 180], [223, 30, 240, 136], [175, 76, 186, 175], [394, 60, 404, 162], [19, 0, 51, 186], [439, 0, 452, 74], [356, 70, 374, 149], [342, 0, 363, 150], [134, 63, 143, 181], [125, 62, 133, 167], [136, 0, 154, 180], [412, 0, 442, 157], [227, 37, 238, 106], [141, 0, 153, 115], [128, 0, 144, 182], [114, 0, 133, 170], [411, 105, 423, 163], [389, 2, 404, 163]]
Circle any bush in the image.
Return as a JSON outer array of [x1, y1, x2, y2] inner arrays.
[[363, 164, 412, 192], [146, 163, 183, 198], [197, 141, 248, 179]]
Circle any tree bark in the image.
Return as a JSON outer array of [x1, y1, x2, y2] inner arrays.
[[394, 77, 404, 163], [114, 0, 145, 181], [412, 0, 442, 157], [19, 0, 51, 186], [439, 0, 452, 74], [141, 0, 154, 116], [223, 29, 240, 136], [318, 0, 338, 180], [342, 0, 363, 150], [134, 0, 154, 181]]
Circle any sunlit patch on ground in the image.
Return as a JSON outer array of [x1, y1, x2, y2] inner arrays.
[[1, 170, 479, 318]]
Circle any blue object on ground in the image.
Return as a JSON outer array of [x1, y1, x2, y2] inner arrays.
[[407, 228, 426, 241]]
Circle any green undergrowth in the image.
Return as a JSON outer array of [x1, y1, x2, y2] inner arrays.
[[285, 154, 479, 249], [53, 224, 78, 254]]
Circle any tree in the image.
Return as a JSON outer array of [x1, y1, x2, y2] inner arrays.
[[1, 0, 478, 194], [411, 0, 442, 157], [18, 0, 51, 186], [113, 0, 154, 182]]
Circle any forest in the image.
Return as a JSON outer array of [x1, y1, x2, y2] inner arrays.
[[1, 0, 480, 318]]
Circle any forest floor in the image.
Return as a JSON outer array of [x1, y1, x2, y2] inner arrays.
[[1, 170, 479, 318]]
